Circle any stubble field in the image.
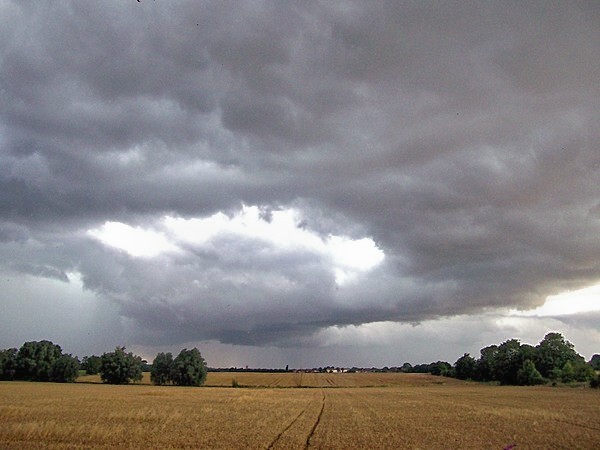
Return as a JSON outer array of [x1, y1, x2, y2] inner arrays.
[[1, 373, 599, 449]]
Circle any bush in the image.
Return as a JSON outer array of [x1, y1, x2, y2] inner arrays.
[[99, 347, 143, 385], [590, 374, 600, 389], [574, 361, 596, 382], [560, 361, 576, 383], [517, 360, 545, 386], [51, 354, 80, 382], [171, 348, 207, 387], [547, 359, 593, 383]]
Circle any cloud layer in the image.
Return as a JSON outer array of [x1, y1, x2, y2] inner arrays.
[[0, 1, 598, 360]]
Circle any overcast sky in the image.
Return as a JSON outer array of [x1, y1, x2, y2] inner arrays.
[[1, 1, 598, 368]]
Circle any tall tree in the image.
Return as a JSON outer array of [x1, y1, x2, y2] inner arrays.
[[535, 332, 584, 379], [150, 352, 174, 385], [476, 345, 498, 381], [99, 347, 143, 385], [493, 339, 530, 385], [16, 340, 64, 381], [454, 353, 477, 380], [7, 341, 80, 382], [0, 348, 18, 380], [171, 348, 207, 387]]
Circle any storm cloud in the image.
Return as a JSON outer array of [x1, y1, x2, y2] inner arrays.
[[1, 1, 598, 364]]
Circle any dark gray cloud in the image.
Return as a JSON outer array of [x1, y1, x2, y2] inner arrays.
[[0, 1, 598, 361]]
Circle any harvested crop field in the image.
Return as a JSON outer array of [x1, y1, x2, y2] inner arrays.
[[204, 371, 465, 388], [75, 371, 468, 388], [2, 374, 599, 449]]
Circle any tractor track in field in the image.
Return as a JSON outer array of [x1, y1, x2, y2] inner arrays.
[[269, 376, 282, 387], [266, 407, 307, 450], [304, 390, 325, 449], [266, 390, 325, 450]]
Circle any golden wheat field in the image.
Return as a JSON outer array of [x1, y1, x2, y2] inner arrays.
[[1, 373, 599, 449], [76, 371, 466, 388]]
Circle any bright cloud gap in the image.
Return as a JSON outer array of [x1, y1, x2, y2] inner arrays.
[[87, 205, 385, 286], [509, 283, 600, 317]]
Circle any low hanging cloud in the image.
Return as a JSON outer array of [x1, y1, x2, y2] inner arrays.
[[84, 205, 388, 345]]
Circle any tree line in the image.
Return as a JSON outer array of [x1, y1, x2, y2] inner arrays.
[[1, 332, 598, 388], [403, 332, 599, 387], [0, 340, 79, 383], [0, 341, 207, 387]]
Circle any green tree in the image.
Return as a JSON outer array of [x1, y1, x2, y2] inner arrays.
[[493, 339, 525, 385], [476, 345, 498, 381], [454, 353, 477, 380], [519, 344, 538, 362], [430, 361, 452, 377], [517, 359, 545, 386], [559, 361, 576, 383], [80, 355, 102, 375], [16, 340, 63, 381], [0, 348, 18, 380], [99, 347, 143, 385], [51, 354, 80, 382], [535, 332, 584, 379], [588, 354, 600, 370], [150, 352, 174, 385], [574, 361, 595, 382], [171, 348, 207, 387]]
